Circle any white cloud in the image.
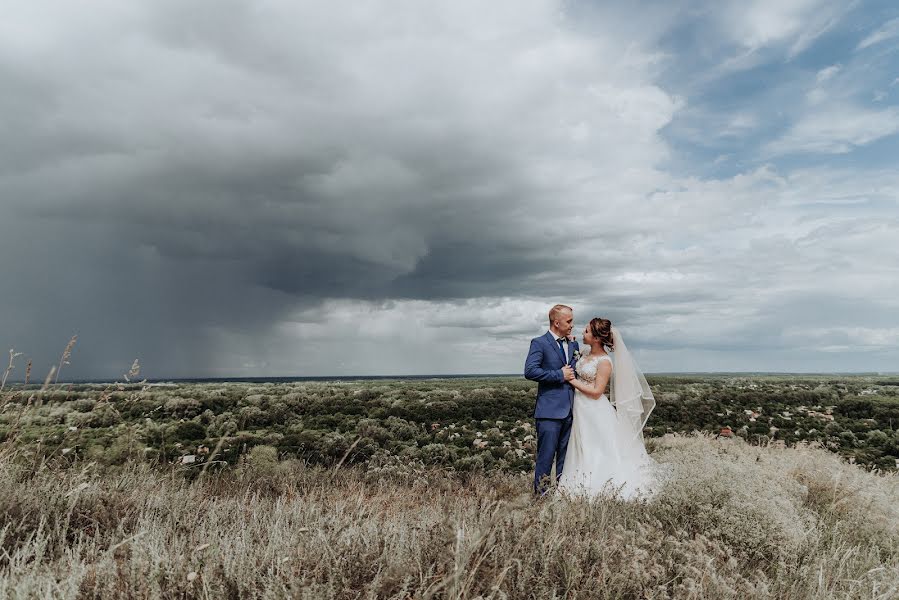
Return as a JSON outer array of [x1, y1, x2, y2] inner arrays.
[[784, 326, 899, 350], [816, 64, 841, 83], [765, 105, 899, 155], [681, 0, 853, 88], [856, 17, 899, 50], [720, 0, 851, 56], [238, 298, 558, 377]]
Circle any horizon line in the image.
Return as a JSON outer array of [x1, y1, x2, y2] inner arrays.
[[5, 370, 899, 385]]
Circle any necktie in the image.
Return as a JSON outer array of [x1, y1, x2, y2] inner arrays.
[[556, 337, 566, 360]]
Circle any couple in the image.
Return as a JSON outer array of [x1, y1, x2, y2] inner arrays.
[[524, 304, 657, 499]]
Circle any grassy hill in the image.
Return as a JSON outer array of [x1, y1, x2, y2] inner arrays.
[[0, 434, 896, 598], [1, 374, 897, 597]]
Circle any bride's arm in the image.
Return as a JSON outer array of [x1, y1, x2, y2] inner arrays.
[[569, 361, 612, 400]]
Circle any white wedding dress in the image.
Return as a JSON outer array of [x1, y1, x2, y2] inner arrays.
[[558, 352, 658, 500]]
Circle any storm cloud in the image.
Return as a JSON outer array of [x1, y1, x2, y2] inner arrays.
[[2, 0, 897, 378]]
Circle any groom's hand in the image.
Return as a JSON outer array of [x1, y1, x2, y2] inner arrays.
[[562, 365, 575, 381]]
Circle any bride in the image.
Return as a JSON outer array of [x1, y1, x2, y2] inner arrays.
[[558, 318, 659, 500]]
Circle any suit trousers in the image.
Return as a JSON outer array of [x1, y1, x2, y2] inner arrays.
[[534, 412, 573, 494]]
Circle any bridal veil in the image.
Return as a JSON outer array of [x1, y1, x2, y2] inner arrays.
[[609, 326, 655, 440]]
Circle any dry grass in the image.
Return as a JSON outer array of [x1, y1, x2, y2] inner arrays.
[[0, 434, 896, 599], [0, 345, 895, 597]]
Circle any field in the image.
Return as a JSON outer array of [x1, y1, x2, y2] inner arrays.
[[1, 374, 897, 598], [2, 374, 897, 473]]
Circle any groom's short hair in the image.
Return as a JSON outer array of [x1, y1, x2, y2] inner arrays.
[[548, 304, 572, 324]]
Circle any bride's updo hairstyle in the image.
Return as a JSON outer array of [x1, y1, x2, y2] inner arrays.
[[589, 318, 614, 350]]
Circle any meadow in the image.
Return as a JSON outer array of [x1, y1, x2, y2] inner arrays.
[[0, 369, 897, 598]]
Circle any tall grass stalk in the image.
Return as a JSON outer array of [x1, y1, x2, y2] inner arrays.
[[53, 335, 77, 385], [0, 349, 22, 393]]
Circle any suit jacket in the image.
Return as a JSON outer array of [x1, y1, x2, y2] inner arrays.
[[524, 331, 579, 419]]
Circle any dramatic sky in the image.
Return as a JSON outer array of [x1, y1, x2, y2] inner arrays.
[[2, 0, 898, 379]]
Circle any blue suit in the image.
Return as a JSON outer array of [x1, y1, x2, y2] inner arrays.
[[524, 331, 579, 494]]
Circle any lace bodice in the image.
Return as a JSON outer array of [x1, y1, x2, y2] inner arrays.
[[575, 354, 612, 383]]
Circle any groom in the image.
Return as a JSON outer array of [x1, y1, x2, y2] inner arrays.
[[524, 304, 579, 495]]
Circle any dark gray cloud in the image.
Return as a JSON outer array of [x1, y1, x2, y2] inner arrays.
[[1, 0, 897, 378]]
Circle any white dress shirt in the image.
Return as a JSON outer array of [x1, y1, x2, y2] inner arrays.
[[549, 330, 569, 363]]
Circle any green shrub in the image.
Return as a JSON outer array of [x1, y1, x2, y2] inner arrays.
[[420, 443, 457, 465], [166, 421, 206, 441], [246, 444, 279, 474]]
